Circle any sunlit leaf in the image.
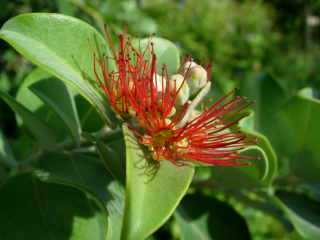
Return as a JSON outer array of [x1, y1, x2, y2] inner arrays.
[[0, 13, 114, 124], [15, 68, 73, 142], [30, 77, 81, 145], [121, 125, 194, 240], [208, 112, 278, 189], [133, 37, 180, 75]]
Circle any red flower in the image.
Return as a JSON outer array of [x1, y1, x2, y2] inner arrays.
[[94, 33, 255, 166]]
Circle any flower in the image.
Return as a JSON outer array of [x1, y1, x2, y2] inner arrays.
[[94, 33, 255, 166]]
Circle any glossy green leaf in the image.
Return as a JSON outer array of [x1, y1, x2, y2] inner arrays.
[[36, 152, 124, 240], [16, 68, 73, 141], [239, 73, 287, 132], [16, 68, 103, 140], [121, 125, 194, 240], [96, 135, 126, 184], [242, 74, 320, 184], [276, 191, 320, 240], [0, 13, 113, 124], [270, 92, 320, 183], [133, 37, 180, 74], [75, 94, 104, 132], [30, 77, 81, 144], [0, 91, 57, 149], [0, 173, 107, 240], [175, 193, 251, 240], [299, 87, 313, 99], [208, 112, 277, 189], [0, 130, 17, 167], [16, 68, 49, 113], [253, 133, 278, 185], [10, 135, 36, 164], [240, 111, 278, 185]]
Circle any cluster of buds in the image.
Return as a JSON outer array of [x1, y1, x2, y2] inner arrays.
[[94, 33, 255, 167]]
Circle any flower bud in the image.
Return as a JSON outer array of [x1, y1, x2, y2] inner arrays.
[[170, 74, 190, 107], [153, 73, 166, 92], [183, 61, 198, 71], [183, 61, 208, 96]]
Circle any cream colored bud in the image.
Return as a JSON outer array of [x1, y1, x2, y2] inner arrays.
[[183, 61, 208, 96], [168, 105, 176, 118], [190, 109, 201, 121], [153, 74, 166, 92], [170, 74, 190, 107], [183, 61, 198, 74], [170, 74, 184, 89]]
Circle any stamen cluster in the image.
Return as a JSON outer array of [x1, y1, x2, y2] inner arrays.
[[94, 33, 255, 166]]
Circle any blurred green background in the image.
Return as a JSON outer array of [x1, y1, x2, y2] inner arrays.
[[1, 0, 320, 239]]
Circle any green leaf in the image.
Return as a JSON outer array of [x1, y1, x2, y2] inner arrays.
[[30, 77, 81, 145], [0, 173, 107, 240], [75, 94, 104, 132], [175, 193, 251, 240], [16, 69, 104, 137], [242, 74, 320, 184], [16, 68, 49, 113], [0, 91, 57, 149], [96, 135, 126, 184], [239, 72, 287, 132], [299, 87, 313, 99], [133, 37, 180, 74], [253, 134, 278, 185], [36, 152, 124, 240], [121, 125, 194, 240], [270, 93, 320, 183], [240, 111, 278, 186], [208, 112, 278, 189], [0, 130, 17, 167], [16, 68, 73, 142], [276, 191, 320, 240], [0, 13, 113, 124]]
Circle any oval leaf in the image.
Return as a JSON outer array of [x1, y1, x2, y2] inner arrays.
[[0, 130, 17, 167], [16, 68, 74, 142], [208, 111, 278, 189], [272, 94, 320, 183], [240, 111, 278, 186], [30, 76, 81, 145], [0, 13, 113, 124], [133, 37, 180, 75], [36, 152, 124, 240], [276, 191, 320, 240], [0, 173, 108, 240], [16, 68, 47, 113], [175, 193, 251, 240], [121, 125, 194, 240], [0, 91, 57, 149]]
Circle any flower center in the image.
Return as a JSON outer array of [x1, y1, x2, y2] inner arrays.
[[139, 129, 190, 162], [153, 129, 174, 146]]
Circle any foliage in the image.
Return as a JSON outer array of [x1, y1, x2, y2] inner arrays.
[[0, 1, 320, 240]]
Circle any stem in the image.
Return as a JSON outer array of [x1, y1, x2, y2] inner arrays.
[[176, 81, 211, 128], [21, 126, 122, 166], [0, 132, 18, 168], [233, 191, 293, 230]]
